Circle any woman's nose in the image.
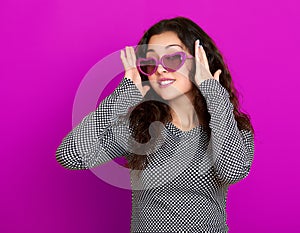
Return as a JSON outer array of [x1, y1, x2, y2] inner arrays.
[[156, 64, 167, 74]]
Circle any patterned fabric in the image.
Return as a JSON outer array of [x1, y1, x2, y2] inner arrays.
[[56, 77, 255, 233]]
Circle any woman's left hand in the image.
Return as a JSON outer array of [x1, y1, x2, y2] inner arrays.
[[194, 39, 222, 85]]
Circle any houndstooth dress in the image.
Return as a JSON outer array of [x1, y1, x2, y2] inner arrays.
[[56, 77, 255, 233]]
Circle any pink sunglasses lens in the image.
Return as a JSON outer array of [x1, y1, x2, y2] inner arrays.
[[138, 58, 156, 75], [162, 53, 184, 71]]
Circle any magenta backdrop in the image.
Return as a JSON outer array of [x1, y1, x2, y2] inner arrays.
[[1, 0, 300, 232]]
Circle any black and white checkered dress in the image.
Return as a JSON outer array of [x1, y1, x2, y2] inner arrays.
[[56, 77, 255, 233]]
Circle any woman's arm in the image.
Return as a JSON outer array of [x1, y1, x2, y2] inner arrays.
[[56, 77, 143, 170], [199, 78, 255, 184]]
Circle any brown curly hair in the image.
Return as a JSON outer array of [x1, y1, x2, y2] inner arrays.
[[125, 16, 254, 172]]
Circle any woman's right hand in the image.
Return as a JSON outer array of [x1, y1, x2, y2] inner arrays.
[[120, 46, 150, 97]]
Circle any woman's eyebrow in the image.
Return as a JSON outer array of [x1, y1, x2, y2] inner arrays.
[[165, 44, 183, 49], [146, 44, 183, 53], [146, 48, 156, 53]]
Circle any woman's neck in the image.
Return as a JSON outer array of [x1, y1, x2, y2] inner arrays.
[[168, 93, 199, 131]]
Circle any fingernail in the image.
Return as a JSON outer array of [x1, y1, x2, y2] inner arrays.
[[198, 39, 203, 48]]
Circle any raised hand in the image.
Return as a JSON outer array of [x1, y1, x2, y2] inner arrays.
[[194, 40, 222, 85], [120, 46, 150, 97]]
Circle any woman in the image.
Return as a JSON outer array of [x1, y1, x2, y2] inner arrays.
[[56, 16, 255, 232]]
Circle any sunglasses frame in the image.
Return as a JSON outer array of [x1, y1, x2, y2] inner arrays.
[[136, 51, 193, 76]]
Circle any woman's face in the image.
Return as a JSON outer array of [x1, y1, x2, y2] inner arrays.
[[146, 31, 194, 101]]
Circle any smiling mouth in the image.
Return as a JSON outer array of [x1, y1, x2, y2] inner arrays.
[[158, 79, 175, 87]]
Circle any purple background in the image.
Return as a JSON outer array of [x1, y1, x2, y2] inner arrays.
[[1, 0, 300, 232]]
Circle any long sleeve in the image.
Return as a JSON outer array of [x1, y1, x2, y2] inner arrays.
[[199, 78, 255, 184], [56, 77, 143, 170]]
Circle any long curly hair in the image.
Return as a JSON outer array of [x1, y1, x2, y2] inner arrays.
[[125, 16, 254, 171]]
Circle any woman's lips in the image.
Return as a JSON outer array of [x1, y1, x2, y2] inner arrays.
[[157, 79, 175, 88]]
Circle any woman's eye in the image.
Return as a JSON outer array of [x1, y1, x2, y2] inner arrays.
[[166, 56, 178, 60]]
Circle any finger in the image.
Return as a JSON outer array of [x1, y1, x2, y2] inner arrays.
[[195, 40, 200, 63], [195, 40, 203, 72], [125, 46, 133, 67], [121, 49, 131, 70], [129, 47, 137, 66], [196, 41, 205, 65], [193, 40, 200, 84], [200, 46, 210, 72], [120, 50, 125, 61], [213, 69, 222, 82], [120, 50, 129, 68]]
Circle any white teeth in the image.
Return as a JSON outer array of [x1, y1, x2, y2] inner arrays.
[[159, 80, 175, 86]]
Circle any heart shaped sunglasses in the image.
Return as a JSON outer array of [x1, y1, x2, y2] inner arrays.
[[136, 51, 194, 76]]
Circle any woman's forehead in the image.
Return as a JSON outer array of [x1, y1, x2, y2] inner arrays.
[[146, 44, 184, 54], [147, 32, 185, 50]]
